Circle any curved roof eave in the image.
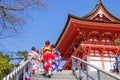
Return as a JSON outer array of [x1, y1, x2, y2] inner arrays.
[[55, 13, 72, 46], [81, 1, 120, 21], [81, 1, 100, 19], [55, 14, 80, 47]]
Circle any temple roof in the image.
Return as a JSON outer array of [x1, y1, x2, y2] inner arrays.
[[81, 0, 120, 22], [55, 14, 120, 48], [55, 1, 120, 58]]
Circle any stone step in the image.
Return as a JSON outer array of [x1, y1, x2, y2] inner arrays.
[[31, 70, 76, 80]]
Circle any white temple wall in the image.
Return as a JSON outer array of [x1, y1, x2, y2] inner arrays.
[[88, 56, 116, 71]]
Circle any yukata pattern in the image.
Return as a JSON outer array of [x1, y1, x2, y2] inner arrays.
[[52, 48, 61, 72], [29, 51, 40, 74]]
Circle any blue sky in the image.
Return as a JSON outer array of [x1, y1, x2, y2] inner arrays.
[[0, 0, 120, 53]]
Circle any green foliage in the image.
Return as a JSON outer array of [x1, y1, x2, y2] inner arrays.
[[0, 52, 12, 79], [115, 38, 120, 46], [16, 51, 28, 60]]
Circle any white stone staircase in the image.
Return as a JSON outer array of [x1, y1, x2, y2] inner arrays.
[[31, 70, 120, 80]]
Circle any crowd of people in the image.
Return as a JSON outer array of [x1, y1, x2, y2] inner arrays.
[[25, 40, 62, 80]]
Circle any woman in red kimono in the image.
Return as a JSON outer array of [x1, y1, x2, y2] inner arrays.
[[40, 40, 55, 78]]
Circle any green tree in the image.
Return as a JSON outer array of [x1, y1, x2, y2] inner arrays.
[[16, 51, 29, 60], [0, 52, 12, 79], [115, 38, 120, 46]]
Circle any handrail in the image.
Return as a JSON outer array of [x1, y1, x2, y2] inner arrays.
[[2, 56, 33, 80], [71, 56, 120, 80]]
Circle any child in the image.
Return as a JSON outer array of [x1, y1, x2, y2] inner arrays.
[[25, 68, 31, 80]]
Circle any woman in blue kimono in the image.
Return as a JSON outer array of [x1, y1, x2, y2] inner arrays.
[[51, 44, 62, 72]]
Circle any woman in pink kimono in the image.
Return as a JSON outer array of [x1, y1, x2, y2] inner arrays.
[[29, 47, 40, 74]]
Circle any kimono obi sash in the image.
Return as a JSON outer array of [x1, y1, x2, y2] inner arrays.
[[43, 46, 52, 54]]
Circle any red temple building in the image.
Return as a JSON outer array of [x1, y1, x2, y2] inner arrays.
[[55, 1, 120, 71]]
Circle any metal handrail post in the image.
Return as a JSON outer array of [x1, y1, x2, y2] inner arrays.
[[78, 60, 83, 80], [85, 64, 89, 80], [23, 67, 26, 80], [97, 70, 101, 80], [72, 57, 76, 74], [15, 73, 18, 80]]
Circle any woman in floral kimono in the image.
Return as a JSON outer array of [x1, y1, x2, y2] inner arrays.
[[51, 44, 62, 72], [40, 40, 55, 78], [29, 47, 40, 74]]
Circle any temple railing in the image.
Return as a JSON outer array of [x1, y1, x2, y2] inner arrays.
[[2, 56, 33, 80], [71, 56, 120, 80]]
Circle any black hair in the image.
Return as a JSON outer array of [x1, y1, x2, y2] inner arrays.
[[51, 44, 55, 48], [45, 40, 50, 45], [31, 47, 36, 50]]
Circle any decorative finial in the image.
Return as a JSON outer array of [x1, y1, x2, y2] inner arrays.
[[97, 0, 102, 4], [98, 0, 102, 2]]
